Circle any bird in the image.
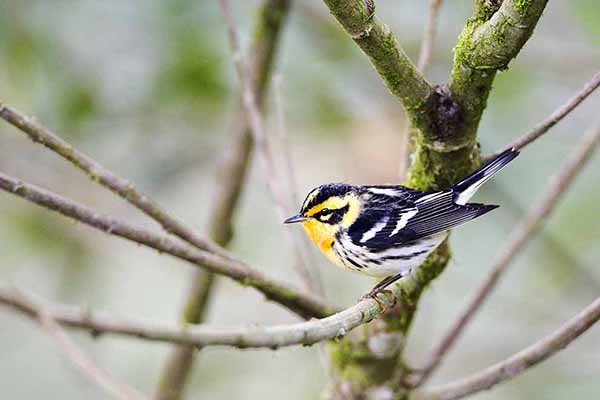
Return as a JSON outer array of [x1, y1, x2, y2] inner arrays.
[[284, 148, 519, 301]]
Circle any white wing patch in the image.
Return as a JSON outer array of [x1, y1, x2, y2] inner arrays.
[[415, 191, 446, 203], [367, 188, 403, 196], [390, 208, 418, 236], [455, 174, 492, 205], [360, 215, 390, 243]]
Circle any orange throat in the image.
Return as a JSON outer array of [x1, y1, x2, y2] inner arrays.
[[301, 219, 335, 254]]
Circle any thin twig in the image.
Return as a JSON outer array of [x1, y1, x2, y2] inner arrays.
[[11, 289, 147, 400], [409, 121, 600, 387], [157, 2, 294, 397], [0, 285, 393, 349], [0, 173, 336, 319], [219, 0, 321, 295], [273, 74, 325, 296], [0, 102, 227, 258], [273, 75, 300, 207], [416, 297, 600, 400], [498, 71, 600, 155], [417, 0, 444, 75]]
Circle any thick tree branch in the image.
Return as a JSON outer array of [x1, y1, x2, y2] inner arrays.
[[157, 1, 293, 398], [0, 286, 392, 349], [0, 173, 336, 319], [0, 102, 226, 258], [410, 121, 600, 387], [416, 297, 600, 400], [12, 289, 148, 400], [448, 0, 549, 151], [321, 0, 433, 131]]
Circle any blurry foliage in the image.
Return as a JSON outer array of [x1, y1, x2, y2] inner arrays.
[[154, 36, 227, 103], [7, 209, 91, 266], [54, 81, 101, 131], [6, 209, 95, 299], [0, 2, 101, 135], [314, 89, 352, 129], [572, 0, 600, 43]]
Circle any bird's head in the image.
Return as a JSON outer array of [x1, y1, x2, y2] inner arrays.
[[284, 183, 361, 251]]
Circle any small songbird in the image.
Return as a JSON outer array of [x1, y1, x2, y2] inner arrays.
[[284, 148, 519, 300]]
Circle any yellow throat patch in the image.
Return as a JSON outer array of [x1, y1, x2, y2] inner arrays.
[[300, 194, 360, 265]]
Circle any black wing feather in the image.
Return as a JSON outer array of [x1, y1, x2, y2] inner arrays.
[[402, 202, 498, 240], [351, 188, 499, 248], [398, 191, 498, 241]]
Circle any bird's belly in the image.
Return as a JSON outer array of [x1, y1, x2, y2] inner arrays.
[[333, 232, 448, 277]]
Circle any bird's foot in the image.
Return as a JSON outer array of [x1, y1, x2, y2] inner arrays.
[[359, 289, 395, 312]]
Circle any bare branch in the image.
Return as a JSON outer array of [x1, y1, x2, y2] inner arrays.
[[409, 121, 600, 387], [0, 285, 393, 349], [417, 0, 443, 75], [157, 1, 293, 398], [416, 297, 600, 400], [11, 289, 148, 400], [219, 0, 323, 295], [0, 102, 226, 258], [0, 173, 336, 319], [156, 272, 215, 400], [500, 71, 600, 154], [273, 75, 325, 296]]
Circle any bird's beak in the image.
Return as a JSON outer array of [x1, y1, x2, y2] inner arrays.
[[284, 213, 309, 224]]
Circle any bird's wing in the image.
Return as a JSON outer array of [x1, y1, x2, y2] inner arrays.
[[392, 190, 497, 242], [352, 190, 497, 249]]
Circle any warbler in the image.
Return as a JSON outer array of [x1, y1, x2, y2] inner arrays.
[[284, 148, 519, 299]]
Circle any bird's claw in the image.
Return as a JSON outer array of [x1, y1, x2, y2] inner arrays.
[[359, 289, 395, 312]]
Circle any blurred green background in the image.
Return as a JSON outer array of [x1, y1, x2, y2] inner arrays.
[[0, 1, 598, 399]]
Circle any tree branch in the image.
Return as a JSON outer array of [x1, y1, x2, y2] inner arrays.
[[398, 0, 444, 179], [417, 0, 444, 75], [11, 289, 148, 400], [157, 1, 293, 398], [448, 0, 549, 151], [416, 297, 600, 400], [0, 102, 226, 258], [219, 0, 321, 296], [0, 286, 392, 349], [320, 0, 433, 131], [0, 173, 336, 319], [409, 121, 600, 387], [273, 75, 324, 295]]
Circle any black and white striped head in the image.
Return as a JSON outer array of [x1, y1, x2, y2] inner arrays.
[[284, 183, 362, 252], [284, 183, 359, 225]]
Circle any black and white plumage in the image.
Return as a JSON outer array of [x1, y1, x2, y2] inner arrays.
[[285, 148, 520, 297]]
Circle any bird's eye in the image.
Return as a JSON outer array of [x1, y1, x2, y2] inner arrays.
[[320, 208, 332, 215]]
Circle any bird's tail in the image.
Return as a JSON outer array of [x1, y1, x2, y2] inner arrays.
[[453, 148, 520, 205]]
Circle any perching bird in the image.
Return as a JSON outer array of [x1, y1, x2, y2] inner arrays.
[[284, 148, 519, 300]]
